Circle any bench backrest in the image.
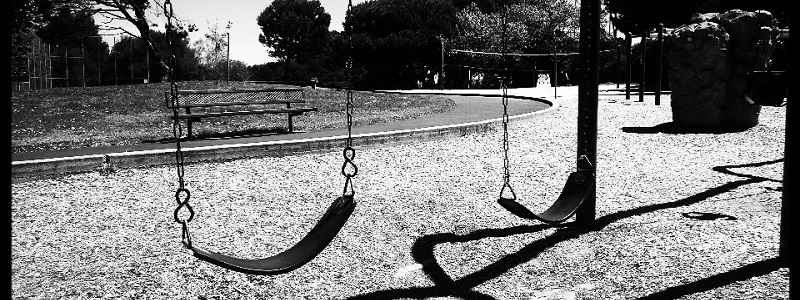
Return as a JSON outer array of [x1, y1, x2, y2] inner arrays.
[[165, 88, 305, 108]]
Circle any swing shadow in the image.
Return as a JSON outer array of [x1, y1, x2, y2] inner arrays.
[[346, 159, 785, 300]]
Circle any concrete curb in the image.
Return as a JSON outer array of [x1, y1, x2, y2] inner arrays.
[[12, 94, 557, 181]]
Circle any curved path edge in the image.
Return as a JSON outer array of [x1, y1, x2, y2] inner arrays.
[[12, 92, 558, 181]]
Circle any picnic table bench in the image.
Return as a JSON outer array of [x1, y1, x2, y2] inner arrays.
[[165, 87, 317, 138]]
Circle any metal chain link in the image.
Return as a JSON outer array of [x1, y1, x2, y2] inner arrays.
[[500, 77, 516, 200], [341, 0, 358, 197], [165, 0, 194, 249], [499, 0, 516, 201]]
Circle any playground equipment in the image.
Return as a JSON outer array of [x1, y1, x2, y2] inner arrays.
[[495, 0, 599, 225], [745, 28, 790, 107], [164, 0, 357, 274], [156, 2, 791, 294], [616, 25, 668, 105]]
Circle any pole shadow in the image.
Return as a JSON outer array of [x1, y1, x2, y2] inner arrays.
[[346, 159, 785, 300], [635, 257, 785, 300], [621, 122, 753, 134]]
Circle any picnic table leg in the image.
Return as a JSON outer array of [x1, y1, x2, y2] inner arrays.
[[286, 103, 294, 133], [185, 107, 193, 139]]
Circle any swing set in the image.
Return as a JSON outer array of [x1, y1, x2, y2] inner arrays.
[[164, 0, 357, 275], [163, 0, 791, 283]]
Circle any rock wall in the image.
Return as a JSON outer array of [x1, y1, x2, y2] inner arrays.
[[665, 9, 778, 128]]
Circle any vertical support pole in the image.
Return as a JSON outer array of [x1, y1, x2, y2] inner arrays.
[[440, 36, 445, 90], [81, 42, 86, 87], [114, 35, 118, 86], [130, 38, 134, 83], [467, 69, 471, 89], [616, 30, 621, 89], [655, 24, 664, 105], [65, 46, 69, 87], [625, 34, 632, 100], [146, 45, 150, 84], [553, 49, 558, 97], [226, 32, 231, 82], [26, 38, 32, 91], [780, 6, 794, 295], [553, 21, 558, 97], [575, 0, 600, 226], [97, 37, 101, 86], [48, 43, 53, 88], [639, 30, 646, 102]]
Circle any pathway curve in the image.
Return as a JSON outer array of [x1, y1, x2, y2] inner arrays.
[[12, 88, 567, 180]]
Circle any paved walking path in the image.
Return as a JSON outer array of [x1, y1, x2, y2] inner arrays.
[[15, 85, 616, 180]]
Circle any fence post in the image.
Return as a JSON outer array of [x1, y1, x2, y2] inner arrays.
[[655, 23, 664, 105], [625, 34, 632, 100], [639, 30, 646, 103], [553, 48, 558, 98]]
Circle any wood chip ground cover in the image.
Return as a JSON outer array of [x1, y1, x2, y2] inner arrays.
[[11, 93, 788, 299]]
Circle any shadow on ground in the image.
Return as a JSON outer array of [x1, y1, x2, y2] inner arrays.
[[141, 127, 292, 144], [621, 122, 754, 134], [347, 159, 786, 300]]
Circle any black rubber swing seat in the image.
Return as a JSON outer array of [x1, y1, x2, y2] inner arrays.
[[498, 168, 595, 224], [189, 195, 356, 275]]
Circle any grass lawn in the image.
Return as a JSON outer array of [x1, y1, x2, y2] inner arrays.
[[11, 81, 455, 153]]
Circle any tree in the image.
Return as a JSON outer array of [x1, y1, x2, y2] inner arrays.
[[11, 0, 47, 81], [446, 0, 582, 88], [105, 30, 198, 83], [192, 20, 233, 80], [452, 2, 526, 54], [36, 5, 109, 86], [11, 0, 199, 82], [452, 0, 579, 54], [257, 0, 331, 79], [345, 0, 459, 89], [146, 30, 199, 82], [54, 0, 198, 78]]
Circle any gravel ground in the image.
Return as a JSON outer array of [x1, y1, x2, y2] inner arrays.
[[11, 92, 788, 299]]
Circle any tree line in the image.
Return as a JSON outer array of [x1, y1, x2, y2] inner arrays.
[[13, 0, 788, 90], [12, 0, 596, 89]]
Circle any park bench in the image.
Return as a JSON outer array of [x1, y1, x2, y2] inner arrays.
[[165, 87, 317, 138]]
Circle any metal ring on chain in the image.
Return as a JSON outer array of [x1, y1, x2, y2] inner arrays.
[[164, 1, 173, 19], [181, 222, 192, 249], [341, 145, 357, 197], [173, 188, 194, 224], [341, 147, 357, 177], [342, 177, 355, 197], [499, 181, 517, 200]]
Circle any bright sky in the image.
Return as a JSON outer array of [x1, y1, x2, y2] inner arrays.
[[97, 0, 368, 66]]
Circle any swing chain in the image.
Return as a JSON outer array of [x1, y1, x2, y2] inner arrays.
[[498, 0, 516, 201], [341, 109, 357, 197], [500, 79, 516, 200], [341, 0, 358, 197], [165, 0, 194, 248]]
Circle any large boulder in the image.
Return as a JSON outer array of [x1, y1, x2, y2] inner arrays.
[[665, 9, 778, 128]]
